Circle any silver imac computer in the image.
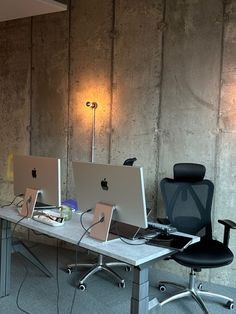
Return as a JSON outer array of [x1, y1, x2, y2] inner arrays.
[[72, 161, 148, 241], [13, 155, 61, 216]]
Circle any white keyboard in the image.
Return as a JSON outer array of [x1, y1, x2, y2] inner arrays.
[[33, 214, 64, 227]]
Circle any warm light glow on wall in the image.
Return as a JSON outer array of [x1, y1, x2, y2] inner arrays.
[[73, 77, 111, 132]]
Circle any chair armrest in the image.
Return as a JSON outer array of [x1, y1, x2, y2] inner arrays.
[[218, 219, 236, 246], [218, 219, 236, 229]]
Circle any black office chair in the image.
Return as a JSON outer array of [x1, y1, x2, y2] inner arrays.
[[158, 163, 236, 313], [67, 158, 137, 290]]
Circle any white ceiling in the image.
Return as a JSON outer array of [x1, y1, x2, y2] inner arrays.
[[0, 0, 67, 22]]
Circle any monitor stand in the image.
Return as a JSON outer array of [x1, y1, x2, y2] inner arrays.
[[15, 188, 52, 277], [20, 188, 40, 218], [90, 202, 116, 242]]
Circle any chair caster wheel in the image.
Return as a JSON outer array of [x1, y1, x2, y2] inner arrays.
[[158, 284, 166, 292], [226, 301, 234, 310], [198, 283, 203, 290], [78, 283, 86, 291], [67, 267, 72, 274], [118, 281, 125, 288], [125, 266, 131, 272]]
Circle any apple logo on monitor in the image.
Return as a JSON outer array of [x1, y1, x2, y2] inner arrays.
[[101, 178, 108, 190], [32, 168, 37, 179]]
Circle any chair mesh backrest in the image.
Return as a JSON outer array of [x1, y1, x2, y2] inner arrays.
[[160, 163, 214, 238]]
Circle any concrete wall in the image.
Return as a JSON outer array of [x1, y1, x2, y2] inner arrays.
[[0, 0, 236, 288]]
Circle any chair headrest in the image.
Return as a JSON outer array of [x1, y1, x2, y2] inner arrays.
[[173, 163, 206, 182]]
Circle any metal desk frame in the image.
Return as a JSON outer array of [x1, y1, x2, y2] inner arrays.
[[0, 208, 197, 313]]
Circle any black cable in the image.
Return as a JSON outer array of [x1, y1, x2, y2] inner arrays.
[[115, 222, 147, 246], [12, 197, 32, 314], [13, 199, 60, 314], [79, 208, 93, 231], [15, 263, 30, 314], [118, 236, 147, 246], [16, 220, 60, 314], [1, 194, 23, 207], [11, 196, 32, 240], [16, 264, 30, 314], [69, 217, 105, 314]]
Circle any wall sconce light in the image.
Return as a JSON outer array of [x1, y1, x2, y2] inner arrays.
[[86, 101, 98, 109], [85, 101, 98, 162]]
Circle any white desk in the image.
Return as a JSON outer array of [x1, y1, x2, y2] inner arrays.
[[0, 207, 198, 314]]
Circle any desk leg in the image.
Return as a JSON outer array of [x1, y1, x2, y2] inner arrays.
[[130, 266, 149, 314], [131, 265, 159, 314], [0, 219, 12, 297]]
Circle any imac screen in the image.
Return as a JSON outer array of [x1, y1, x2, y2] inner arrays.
[[13, 155, 61, 207], [72, 161, 148, 229]]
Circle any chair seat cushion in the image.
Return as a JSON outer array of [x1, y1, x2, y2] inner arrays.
[[173, 239, 234, 269]]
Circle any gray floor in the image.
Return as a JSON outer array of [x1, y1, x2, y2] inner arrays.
[[1, 241, 236, 314]]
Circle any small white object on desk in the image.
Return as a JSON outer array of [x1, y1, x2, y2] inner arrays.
[[32, 214, 64, 227]]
